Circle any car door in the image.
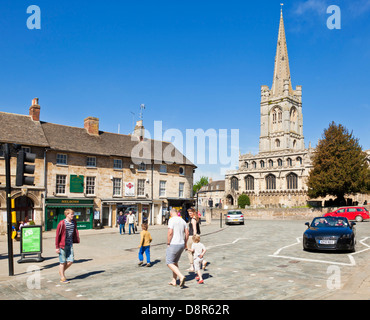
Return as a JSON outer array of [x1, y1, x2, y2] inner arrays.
[[347, 208, 356, 220], [336, 208, 345, 217]]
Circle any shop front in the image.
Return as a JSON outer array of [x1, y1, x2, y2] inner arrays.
[[45, 198, 94, 231]]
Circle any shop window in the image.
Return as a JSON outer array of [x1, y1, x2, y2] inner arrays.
[[179, 182, 185, 198], [86, 177, 96, 195], [113, 178, 122, 196], [87, 156, 96, 168], [114, 159, 122, 169], [56, 154, 67, 165], [159, 181, 166, 197], [56, 175, 66, 194], [137, 179, 145, 196], [138, 162, 146, 171]]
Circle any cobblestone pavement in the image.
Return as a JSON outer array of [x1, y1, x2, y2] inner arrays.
[[0, 219, 369, 300]]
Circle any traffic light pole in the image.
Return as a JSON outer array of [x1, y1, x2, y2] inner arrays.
[[4, 144, 14, 276]]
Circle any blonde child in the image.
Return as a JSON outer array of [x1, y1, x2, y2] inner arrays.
[[189, 234, 207, 284], [138, 224, 152, 267]]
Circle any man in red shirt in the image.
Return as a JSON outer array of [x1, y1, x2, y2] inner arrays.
[[55, 209, 80, 283]]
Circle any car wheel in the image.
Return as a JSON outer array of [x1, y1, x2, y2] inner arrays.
[[355, 215, 363, 222]]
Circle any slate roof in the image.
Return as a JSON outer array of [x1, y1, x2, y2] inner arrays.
[[0, 112, 195, 167]]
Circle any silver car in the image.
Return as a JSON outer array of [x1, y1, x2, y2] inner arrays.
[[225, 210, 244, 225]]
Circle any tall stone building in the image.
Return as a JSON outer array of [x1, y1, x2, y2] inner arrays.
[[225, 9, 314, 208]]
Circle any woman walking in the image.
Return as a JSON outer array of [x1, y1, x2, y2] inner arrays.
[[186, 208, 200, 272]]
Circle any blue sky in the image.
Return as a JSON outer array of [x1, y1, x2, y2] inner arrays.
[[1, 0, 370, 181]]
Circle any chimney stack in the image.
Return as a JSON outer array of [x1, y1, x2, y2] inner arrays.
[[84, 117, 100, 136], [133, 120, 145, 141], [29, 98, 40, 121]]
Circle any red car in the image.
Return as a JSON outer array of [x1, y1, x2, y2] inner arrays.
[[324, 206, 370, 222]]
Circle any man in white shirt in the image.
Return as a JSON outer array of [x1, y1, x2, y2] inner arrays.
[[166, 208, 189, 288]]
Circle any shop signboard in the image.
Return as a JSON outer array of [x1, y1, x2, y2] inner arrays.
[[18, 225, 44, 263]]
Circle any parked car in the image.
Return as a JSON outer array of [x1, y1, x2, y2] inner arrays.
[[303, 216, 356, 252], [324, 206, 369, 222], [225, 210, 244, 225]]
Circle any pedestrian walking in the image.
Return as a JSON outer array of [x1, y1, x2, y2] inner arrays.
[[117, 211, 126, 235], [166, 208, 189, 288], [188, 235, 207, 284], [138, 224, 152, 267], [186, 208, 200, 272], [126, 211, 136, 235], [55, 209, 80, 284], [164, 210, 170, 225]]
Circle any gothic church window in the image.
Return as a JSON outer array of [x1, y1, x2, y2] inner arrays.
[[266, 174, 276, 190], [275, 139, 281, 148], [231, 177, 239, 191], [287, 173, 298, 190], [245, 175, 254, 191]]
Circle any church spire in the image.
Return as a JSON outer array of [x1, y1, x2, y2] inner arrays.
[[271, 6, 293, 97]]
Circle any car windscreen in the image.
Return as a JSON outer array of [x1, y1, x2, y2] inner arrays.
[[228, 211, 242, 215], [311, 217, 349, 228]]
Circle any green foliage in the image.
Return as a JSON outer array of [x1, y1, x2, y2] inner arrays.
[[307, 122, 370, 201], [193, 176, 209, 194], [238, 194, 250, 208]]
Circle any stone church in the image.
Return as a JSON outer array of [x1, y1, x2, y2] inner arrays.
[[225, 9, 315, 208]]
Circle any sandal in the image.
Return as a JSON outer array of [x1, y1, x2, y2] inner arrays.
[[179, 277, 186, 288], [168, 282, 177, 287], [60, 278, 70, 284]]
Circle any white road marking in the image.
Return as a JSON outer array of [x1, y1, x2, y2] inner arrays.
[[269, 236, 370, 267]]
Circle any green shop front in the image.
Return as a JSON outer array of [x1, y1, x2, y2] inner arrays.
[[45, 199, 94, 231]]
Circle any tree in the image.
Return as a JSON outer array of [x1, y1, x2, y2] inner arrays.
[[238, 194, 250, 208], [193, 176, 209, 194], [307, 122, 370, 203]]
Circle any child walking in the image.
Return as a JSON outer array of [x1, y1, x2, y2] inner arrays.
[[189, 235, 207, 284], [138, 223, 152, 267]]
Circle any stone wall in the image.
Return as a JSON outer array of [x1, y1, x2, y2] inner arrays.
[[209, 205, 370, 221]]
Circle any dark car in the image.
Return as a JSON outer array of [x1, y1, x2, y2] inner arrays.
[[303, 216, 356, 252]]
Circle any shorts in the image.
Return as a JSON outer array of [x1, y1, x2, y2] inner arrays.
[[59, 245, 74, 264], [193, 257, 204, 272], [166, 244, 184, 265]]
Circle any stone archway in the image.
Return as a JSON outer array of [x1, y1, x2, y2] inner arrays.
[[15, 196, 34, 226], [226, 194, 234, 206]]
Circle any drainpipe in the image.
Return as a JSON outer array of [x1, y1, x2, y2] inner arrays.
[[150, 160, 154, 225]]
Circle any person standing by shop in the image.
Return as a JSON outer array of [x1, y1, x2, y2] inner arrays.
[[55, 209, 80, 283], [127, 211, 136, 235], [117, 211, 126, 235]]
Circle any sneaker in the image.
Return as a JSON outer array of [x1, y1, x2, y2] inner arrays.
[[146, 263, 152, 267], [138, 261, 143, 266]]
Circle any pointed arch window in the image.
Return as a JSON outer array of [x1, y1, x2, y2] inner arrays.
[[266, 174, 276, 190], [231, 176, 239, 191], [245, 175, 254, 191], [287, 173, 298, 190]]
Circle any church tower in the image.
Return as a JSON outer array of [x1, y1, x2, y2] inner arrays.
[[259, 8, 304, 153]]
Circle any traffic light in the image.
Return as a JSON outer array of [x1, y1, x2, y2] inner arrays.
[[16, 150, 36, 186], [208, 199, 213, 208]]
